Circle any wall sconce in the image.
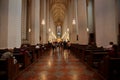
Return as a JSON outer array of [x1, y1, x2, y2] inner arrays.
[[48, 28, 51, 32], [72, 19, 76, 25], [87, 28, 89, 32], [28, 28, 31, 32], [41, 19, 45, 25], [67, 28, 69, 32]]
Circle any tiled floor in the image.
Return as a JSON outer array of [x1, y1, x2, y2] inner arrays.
[[15, 47, 104, 80]]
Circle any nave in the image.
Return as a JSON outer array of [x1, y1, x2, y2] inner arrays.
[[15, 48, 103, 80]]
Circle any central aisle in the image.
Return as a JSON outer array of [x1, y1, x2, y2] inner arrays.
[[16, 47, 103, 80]]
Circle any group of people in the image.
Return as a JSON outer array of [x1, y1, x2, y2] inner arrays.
[[51, 41, 62, 51], [51, 41, 71, 51]]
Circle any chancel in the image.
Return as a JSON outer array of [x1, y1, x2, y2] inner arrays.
[[0, 0, 120, 80]]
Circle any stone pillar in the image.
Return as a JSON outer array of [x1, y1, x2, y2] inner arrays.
[[7, 0, 22, 48], [34, 0, 40, 44], [40, 0, 47, 44], [67, 1, 71, 41], [69, 0, 77, 43], [0, 0, 9, 48], [43, 0, 47, 44], [118, 0, 120, 24], [87, 0, 94, 33], [28, 0, 40, 45], [26, 0, 32, 44], [21, 0, 27, 43], [46, 0, 50, 43], [77, 0, 88, 44], [94, 0, 118, 47], [30, 0, 35, 45]]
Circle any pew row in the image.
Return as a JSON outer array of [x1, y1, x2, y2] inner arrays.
[[0, 58, 19, 80], [99, 56, 120, 80], [86, 51, 108, 68], [13, 52, 31, 69]]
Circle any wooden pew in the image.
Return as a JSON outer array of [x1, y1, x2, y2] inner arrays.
[[87, 51, 108, 68], [99, 56, 120, 80], [76, 45, 87, 59], [13, 47, 32, 69], [70, 44, 87, 59], [30, 45, 38, 62], [13, 53, 31, 69], [35, 48, 41, 59], [0, 58, 19, 80], [31, 44, 43, 59], [0, 49, 9, 57], [82, 48, 106, 61]]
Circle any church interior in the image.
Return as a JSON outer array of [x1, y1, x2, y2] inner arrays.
[[0, 0, 120, 80]]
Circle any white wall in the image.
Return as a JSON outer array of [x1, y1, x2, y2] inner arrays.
[[94, 0, 117, 47]]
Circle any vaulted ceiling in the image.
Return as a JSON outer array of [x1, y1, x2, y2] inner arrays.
[[50, 0, 71, 26]]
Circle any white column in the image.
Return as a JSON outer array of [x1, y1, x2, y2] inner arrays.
[[46, 0, 50, 42], [0, 0, 9, 48], [87, 0, 94, 33], [40, 0, 47, 44], [78, 0, 88, 44], [70, 0, 76, 43], [34, 0, 40, 44], [30, 0, 35, 45], [40, 0, 43, 44], [94, 0, 118, 47], [43, 0, 47, 44], [8, 0, 22, 48], [75, 0, 78, 35], [21, 0, 27, 43], [118, 0, 120, 24], [67, 1, 71, 41]]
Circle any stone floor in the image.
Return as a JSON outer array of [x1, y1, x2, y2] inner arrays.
[[15, 47, 104, 80]]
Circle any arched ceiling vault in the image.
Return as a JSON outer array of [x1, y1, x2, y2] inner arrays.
[[50, 0, 71, 26]]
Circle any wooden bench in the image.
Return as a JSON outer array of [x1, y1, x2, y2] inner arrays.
[[0, 49, 9, 57], [70, 44, 87, 59], [99, 56, 120, 80], [13, 48, 32, 69], [87, 51, 108, 68], [82, 48, 106, 61], [13, 53, 31, 69], [30, 45, 38, 62], [0, 58, 19, 80]]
